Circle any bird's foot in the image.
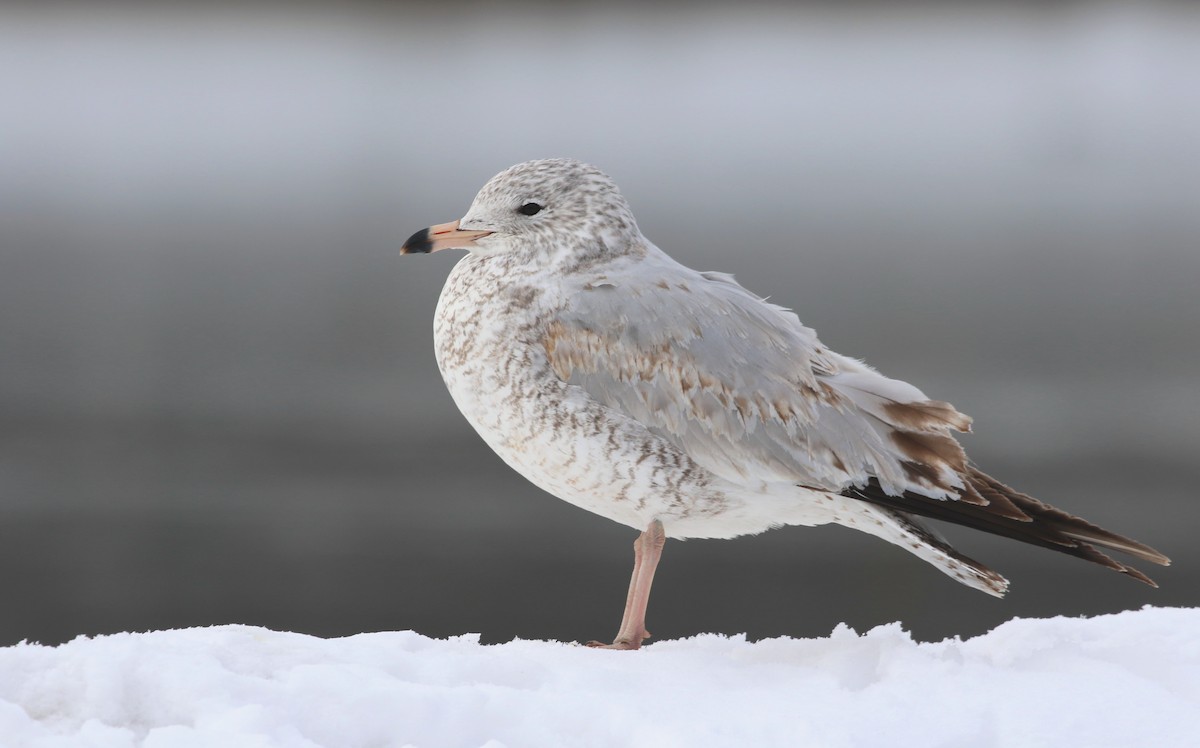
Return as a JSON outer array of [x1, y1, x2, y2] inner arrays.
[[584, 630, 651, 650], [584, 639, 639, 650]]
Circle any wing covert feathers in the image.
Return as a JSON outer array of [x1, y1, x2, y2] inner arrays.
[[543, 260, 984, 495]]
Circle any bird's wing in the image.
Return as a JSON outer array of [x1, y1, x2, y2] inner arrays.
[[541, 250, 973, 498]]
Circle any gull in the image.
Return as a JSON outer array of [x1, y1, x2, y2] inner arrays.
[[400, 158, 1169, 650]]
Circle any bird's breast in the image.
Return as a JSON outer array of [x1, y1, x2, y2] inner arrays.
[[428, 256, 736, 532], [432, 256, 566, 466]]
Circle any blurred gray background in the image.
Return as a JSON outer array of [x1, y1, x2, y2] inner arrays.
[[2, 1, 1197, 646]]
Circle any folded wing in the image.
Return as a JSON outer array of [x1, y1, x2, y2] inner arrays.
[[542, 251, 971, 499]]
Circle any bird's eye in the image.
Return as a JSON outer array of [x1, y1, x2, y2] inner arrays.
[[518, 202, 544, 216]]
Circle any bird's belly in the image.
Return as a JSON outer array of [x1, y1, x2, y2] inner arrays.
[[438, 344, 686, 529]]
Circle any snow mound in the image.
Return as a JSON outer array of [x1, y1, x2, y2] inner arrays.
[[0, 607, 1197, 748]]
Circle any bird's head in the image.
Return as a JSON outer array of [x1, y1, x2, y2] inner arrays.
[[401, 158, 643, 266]]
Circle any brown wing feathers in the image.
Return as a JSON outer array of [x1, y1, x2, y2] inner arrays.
[[844, 466, 1170, 587]]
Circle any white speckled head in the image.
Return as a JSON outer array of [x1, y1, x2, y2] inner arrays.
[[458, 159, 644, 265]]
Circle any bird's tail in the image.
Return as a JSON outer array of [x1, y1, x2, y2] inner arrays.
[[848, 503, 1010, 597]]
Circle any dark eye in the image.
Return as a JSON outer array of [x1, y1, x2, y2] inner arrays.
[[518, 202, 544, 216]]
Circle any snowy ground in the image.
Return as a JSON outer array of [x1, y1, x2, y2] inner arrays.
[[0, 607, 1196, 748]]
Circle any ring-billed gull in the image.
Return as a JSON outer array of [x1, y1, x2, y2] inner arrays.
[[400, 158, 1169, 650]]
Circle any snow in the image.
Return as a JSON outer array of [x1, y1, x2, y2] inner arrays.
[[0, 607, 1196, 748]]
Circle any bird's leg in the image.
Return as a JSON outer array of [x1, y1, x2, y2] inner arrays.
[[587, 519, 666, 650], [612, 528, 653, 638]]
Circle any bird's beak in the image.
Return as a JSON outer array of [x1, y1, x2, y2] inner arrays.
[[401, 220, 493, 255]]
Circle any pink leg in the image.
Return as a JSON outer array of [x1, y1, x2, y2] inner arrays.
[[587, 520, 666, 650]]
